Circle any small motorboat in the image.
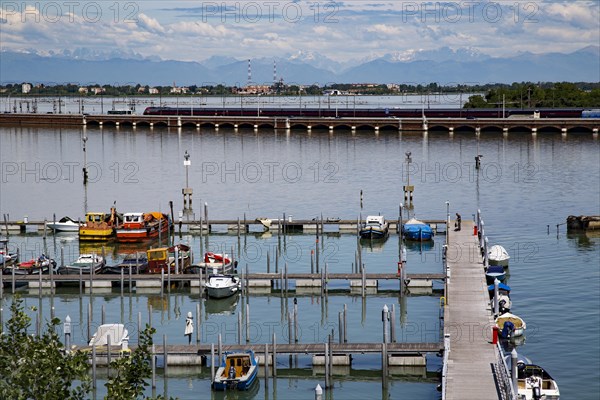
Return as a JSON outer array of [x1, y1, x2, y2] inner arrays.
[[488, 282, 512, 314], [103, 253, 148, 274], [58, 254, 105, 275], [116, 212, 170, 243], [517, 363, 560, 400], [46, 216, 83, 232], [488, 245, 510, 267], [0, 238, 18, 266], [486, 265, 506, 283], [496, 313, 526, 339], [205, 274, 241, 299], [402, 218, 434, 241], [3, 254, 56, 275], [213, 350, 259, 391], [359, 215, 389, 240], [146, 243, 190, 274], [186, 252, 234, 275]]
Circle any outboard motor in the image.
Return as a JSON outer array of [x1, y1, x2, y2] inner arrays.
[[499, 299, 507, 314], [501, 321, 515, 339], [532, 385, 541, 400]]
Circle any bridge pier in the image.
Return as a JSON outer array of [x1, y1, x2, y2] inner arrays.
[[82, 117, 87, 126], [475, 127, 480, 136], [177, 117, 182, 127]]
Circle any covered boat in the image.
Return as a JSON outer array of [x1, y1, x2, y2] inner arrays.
[[488, 244, 510, 267], [488, 282, 512, 314], [485, 265, 506, 283], [103, 253, 148, 274], [213, 350, 259, 391], [205, 274, 241, 299], [46, 216, 83, 232], [359, 215, 389, 240], [496, 312, 526, 339], [517, 363, 560, 400], [402, 218, 434, 241], [57, 254, 105, 275], [116, 212, 170, 243], [0, 239, 18, 266]]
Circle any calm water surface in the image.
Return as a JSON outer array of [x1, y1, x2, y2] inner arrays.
[[0, 125, 598, 399]]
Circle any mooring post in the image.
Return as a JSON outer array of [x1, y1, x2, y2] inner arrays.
[[338, 311, 343, 344], [120, 268, 124, 296], [493, 278, 500, 317], [101, 304, 106, 325], [151, 343, 156, 388], [210, 343, 215, 388], [245, 303, 250, 343], [272, 332, 277, 377], [64, 315, 71, 349], [137, 312, 142, 344], [343, 304, 348, 343], [87, 302, 92, 342], [218, 333, 222, 361], [91, 343, 97, 389], [390, 304, 396, 343], [107, 334, 112, 377], [161, 269, 164, 295], [267, 250, 270, 273], [79, 268, 82, 296], [511, 348, 518, 394], [128, 262, 132, 290], [382, 341, 388, 388], [382, 304, 389, 343], [288, 310, 293, 344], [311, 250, 314, 274], [163, 334, 168, 377], [238, 311, 242, 344], [264, 343, 269, 388], [361, 263, 366, 298], [294, 297, 298, 342], [324, 342, 329, 389], [196, 303, 201, 343]]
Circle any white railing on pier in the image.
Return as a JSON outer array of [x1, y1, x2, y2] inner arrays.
[[495, 343, 518, 400], [441, 333, 450, 400]]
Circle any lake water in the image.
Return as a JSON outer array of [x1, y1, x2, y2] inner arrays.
[[0, 123, 598, 399]]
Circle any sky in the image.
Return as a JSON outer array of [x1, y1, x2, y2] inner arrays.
[[0, 0, 598, 62]]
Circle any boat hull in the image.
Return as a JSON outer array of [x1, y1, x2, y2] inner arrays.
[[79, 228, 115, 241], [206, 285, 240, 299], [213, 366, 258, 390], [46, 222, 80, 232], [359, 228, 389, 240]]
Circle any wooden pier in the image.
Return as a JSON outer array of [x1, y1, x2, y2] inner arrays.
[[442, 220, 500, 399]]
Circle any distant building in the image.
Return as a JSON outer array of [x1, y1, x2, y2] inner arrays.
[[148, 88, 159, 94], [239, 85, 271, 95], [78, 87, 89, 94], [137, 87, 146, 93], [92, 87, 104, 95], [170, 86, 189, 94], [22, 83, 32, 94]]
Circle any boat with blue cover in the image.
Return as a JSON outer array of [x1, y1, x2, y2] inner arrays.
[[213, 350, 259, 391], [486, 265, 506, 283], [402, 218, 434, 241]]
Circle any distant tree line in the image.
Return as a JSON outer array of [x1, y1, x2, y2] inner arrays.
[[463, 82, 600, 108]]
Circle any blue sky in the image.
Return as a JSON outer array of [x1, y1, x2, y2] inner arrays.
[[1, 1, 598, 62]]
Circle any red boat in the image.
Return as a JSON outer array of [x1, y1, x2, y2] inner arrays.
[[116, 212, 171, 243]]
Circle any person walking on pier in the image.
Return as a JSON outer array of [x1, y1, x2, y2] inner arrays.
[[455, 213, 462, 231], [184, 312, 194, 344]]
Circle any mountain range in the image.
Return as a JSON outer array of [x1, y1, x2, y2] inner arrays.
[[1, 46, 598, 86]]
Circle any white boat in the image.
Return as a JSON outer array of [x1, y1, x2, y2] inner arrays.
[[187, 252, 235, 275], [517, 363, 560, 400], [88, 323, 130, 355], [488, 244, 510, 267], [205, 274, 241, 299], [359, 215, 389, 240], [46, 216, 83, 232], [496, 312, 526, 338], [58, 254, 105, 275]]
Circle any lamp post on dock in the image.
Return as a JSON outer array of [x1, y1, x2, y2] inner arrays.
[[182, 151, 193, 215], [445, 201, 450, 245]]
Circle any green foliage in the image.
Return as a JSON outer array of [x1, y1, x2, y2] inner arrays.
[[104, 324, 156, 400], [0, 296, 91, 400], [464, 82, 600, 108]]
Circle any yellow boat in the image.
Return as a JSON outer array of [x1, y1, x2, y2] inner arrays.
[[79, 207, 120, 241]]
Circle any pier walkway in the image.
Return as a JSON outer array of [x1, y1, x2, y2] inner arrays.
[[443, 221, 499, 399]]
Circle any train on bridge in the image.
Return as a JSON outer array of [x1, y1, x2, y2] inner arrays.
[[143, 106, 598, 119]]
